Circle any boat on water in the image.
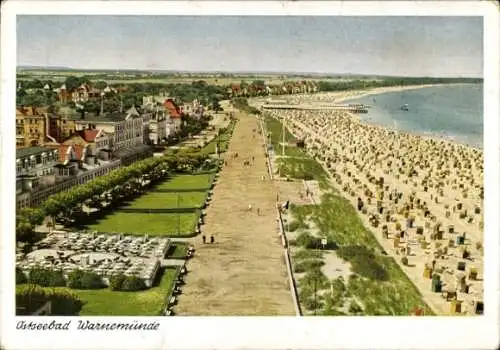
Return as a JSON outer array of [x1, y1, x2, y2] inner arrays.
[[400, 103, 409, 111]]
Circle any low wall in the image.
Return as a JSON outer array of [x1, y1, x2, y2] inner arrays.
[[261, 115, 301, 316], [277, 207, 302, 316]]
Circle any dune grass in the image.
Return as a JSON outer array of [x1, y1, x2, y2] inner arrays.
[[268, 115, 433, 315]]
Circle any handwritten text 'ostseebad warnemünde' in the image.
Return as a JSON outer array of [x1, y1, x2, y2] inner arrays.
[[17, 320, 160, 331]]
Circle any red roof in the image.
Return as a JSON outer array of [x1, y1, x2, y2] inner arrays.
[[163, 99, 182, 119], [58, 144, 86, 162], [77, 129, 100, 143]]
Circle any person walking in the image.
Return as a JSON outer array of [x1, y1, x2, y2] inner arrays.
[[202, 235, 206, 244], [210, 235, 215, 244]]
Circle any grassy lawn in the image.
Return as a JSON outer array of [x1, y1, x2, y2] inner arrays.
[[265, 116, 297, 147], [201, 138, 230, 155], [265, 116, 328, 185], [290, 194, 433, 316], [17, 267, 179, 316], [200, 127, 234, 155], [85, 212, 198, 236], [277, 156, 329, 184], [156, 174, 213, 191], [124, 191, 207, 209], [268, 115, 433, 315], [165, 242, 188, 259]]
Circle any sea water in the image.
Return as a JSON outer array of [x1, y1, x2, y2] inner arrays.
[[346, 84, 483, 149]]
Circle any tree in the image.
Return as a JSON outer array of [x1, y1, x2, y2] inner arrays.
[[211, 100, 223, 113], [64, 76, 82, 91], [94, 80, 108, 90]]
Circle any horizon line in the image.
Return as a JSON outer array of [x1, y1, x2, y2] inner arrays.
[[16, 66, 483, 79]]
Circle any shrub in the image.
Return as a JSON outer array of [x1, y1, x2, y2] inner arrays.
[[337, 245, 389, 281], [300, 269, 329, 291], [348, 300, 363, 314], [296, 232, 316, 248], [16, 285, 83, 316], [67, 269, 85, 289], [288, 221, 301, 232], [322, 308, 347, 316], [28, 267, 66, 287], [80, 272, 104, 289], [303, 296, 323, 311], [293, 259, 325, 273], [302, 173, 314, 181], [293, 249, 323, 260], [121, 276, 147, 291], [109, 274, 126, 291], [350, 257, 389, 281], [16, 268, 27, 284], [330, 276, 346, 295], [295, 232, 338, 250]]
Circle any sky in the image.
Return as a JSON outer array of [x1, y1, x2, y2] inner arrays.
[[17, 16, 483, 77]]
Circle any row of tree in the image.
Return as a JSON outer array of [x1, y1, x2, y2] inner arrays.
[[16, 151, 210, 243], [316, 77, 482, 92]]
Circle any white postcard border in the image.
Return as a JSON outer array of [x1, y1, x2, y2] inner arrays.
[[1, 2, 498, 350]]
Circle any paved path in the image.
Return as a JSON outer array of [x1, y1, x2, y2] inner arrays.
[[161, 259, 185, 267], [174, 111, 295, 316]]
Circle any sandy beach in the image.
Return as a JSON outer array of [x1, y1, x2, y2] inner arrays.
[[255, 83, 468, 106], [257, 88, 484, 315]]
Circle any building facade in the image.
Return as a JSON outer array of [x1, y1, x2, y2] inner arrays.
[[148, 108, 168, 145], [16, 107, 48, 148]]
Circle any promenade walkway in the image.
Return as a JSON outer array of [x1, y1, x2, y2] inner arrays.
[[175, 111, 295, 315]]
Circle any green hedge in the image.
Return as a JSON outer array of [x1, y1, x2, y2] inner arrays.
[[68, 270, 104, 290], [28, 267, 66, 287], [109, 274, 147, 291], [16, 285, 83, 315], [16, 267, 27, 284]]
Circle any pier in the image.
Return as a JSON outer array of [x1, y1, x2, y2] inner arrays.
[[261, 103, 369, 113]]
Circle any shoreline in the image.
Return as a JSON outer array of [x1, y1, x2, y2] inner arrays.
[[313, 82, 476, 104], [344, 110, 483, 154], [254, 83, 483, 152]]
